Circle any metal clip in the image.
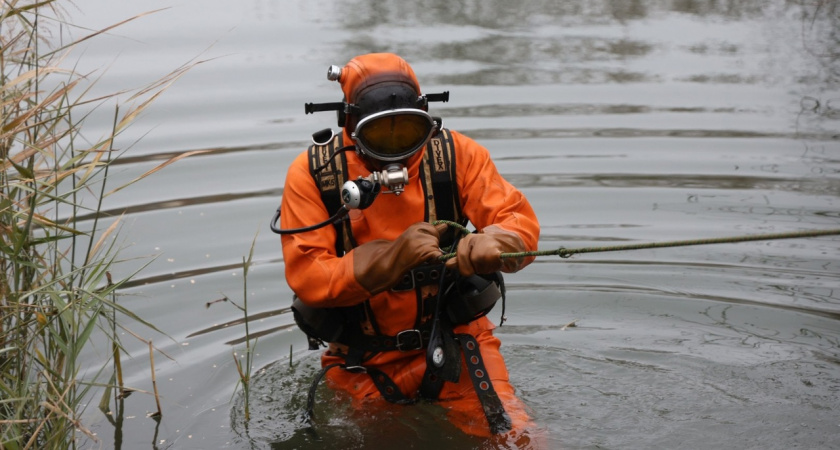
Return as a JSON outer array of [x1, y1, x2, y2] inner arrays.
[[395, 329, 423, 351]]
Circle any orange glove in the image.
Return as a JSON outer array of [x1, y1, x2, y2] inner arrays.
[[445, 225, 527, 277], [353, 222, 446, 295]]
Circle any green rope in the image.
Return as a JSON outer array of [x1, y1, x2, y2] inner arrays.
[[432, 221, 840, 261]]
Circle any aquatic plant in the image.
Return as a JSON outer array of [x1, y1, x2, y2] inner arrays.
[[232, 233, 259, 422], [204, 232, 260, 422], [1, 1, 198, 447]]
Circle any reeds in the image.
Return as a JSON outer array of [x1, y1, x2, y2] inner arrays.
[[231, 233, 259, 422], [202, 232, 260, 422], [1, 1, 197, 448]]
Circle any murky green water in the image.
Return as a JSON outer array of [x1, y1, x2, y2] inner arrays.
[[64, 1, 840, 448]]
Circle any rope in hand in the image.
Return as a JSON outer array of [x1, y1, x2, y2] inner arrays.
[[432, 220, 840, 261]]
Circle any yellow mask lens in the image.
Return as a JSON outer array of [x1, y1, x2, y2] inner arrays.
[[356, 111, 434, 158]]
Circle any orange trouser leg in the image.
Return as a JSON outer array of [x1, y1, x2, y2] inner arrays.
[[322, 350, 427, 401], [436, 330, 538, 444], [321, 330, 543, 445]]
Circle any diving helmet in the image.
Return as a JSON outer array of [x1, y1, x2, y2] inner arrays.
[[305, 53, 449, 167]]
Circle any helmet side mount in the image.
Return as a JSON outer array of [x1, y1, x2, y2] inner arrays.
[[305, 92, 449, 129]]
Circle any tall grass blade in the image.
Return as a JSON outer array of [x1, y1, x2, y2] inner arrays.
[[1, 3, 197, 448]]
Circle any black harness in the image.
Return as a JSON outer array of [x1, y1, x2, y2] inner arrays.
[[294, 129, 512, 434]]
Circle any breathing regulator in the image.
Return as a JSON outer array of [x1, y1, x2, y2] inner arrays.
[[269, 153, 413, 234], [270, 176, 375, 235], [342, 164, 409, 208]]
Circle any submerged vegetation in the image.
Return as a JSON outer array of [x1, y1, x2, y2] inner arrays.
[[1, 1, 197, 448]]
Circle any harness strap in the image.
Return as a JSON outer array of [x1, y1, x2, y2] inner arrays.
[[305, 362, 415, 421], [418, 318, 460, 399], [427, 128, 461, 225], [419, 366, 447, 400], [358, 333, 513, 435], [367, 367, 416, 404], [391, 263, 456, 292], [420, 129, 466, 248], [307, 135, 353, 255], [343, 328, 431, 353], [456, 333, 513, 434]]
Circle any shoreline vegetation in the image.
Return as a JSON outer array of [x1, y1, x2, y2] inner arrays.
[[1, 1, 200, 448]]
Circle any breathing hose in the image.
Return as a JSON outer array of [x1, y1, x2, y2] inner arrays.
[[270, 207, 350, 235]]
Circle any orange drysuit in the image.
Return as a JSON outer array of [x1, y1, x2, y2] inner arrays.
[[280, 53, 541, 443]]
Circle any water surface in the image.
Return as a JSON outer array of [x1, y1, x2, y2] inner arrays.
[[64, 1, 840, 448]]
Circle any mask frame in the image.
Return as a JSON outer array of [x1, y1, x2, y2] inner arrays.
[[351, 108, 439, 163]]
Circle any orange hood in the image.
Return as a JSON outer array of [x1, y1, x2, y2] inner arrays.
[[337, 53, 422, 104]]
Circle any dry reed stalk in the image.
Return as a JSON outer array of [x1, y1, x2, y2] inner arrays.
[[1, 2, 203, 446], [148, 340, 162, 418]]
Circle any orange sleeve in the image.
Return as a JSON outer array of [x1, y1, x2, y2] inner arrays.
[[451, 131, 541, 268], [279, 152, 370, 307]]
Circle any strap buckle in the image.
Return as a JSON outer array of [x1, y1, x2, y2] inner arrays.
[[395, 329, 423, 351]]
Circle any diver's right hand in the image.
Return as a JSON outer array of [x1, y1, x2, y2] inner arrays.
[[353, 222, 447, 295]]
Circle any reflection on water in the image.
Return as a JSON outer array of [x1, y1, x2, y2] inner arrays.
[[337, 0, 838, 90], [64, 0, 840, 448]]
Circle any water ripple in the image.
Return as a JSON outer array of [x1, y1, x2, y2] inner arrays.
[[507, 282, 840, 321], [504, 173, 840, 193], [463, 127, 838, 140]]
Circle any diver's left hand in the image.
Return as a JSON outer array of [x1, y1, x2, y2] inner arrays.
[[445, 225, 526, 277]]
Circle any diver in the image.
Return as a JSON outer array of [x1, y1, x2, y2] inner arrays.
[[275, 53, 541, 444]]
